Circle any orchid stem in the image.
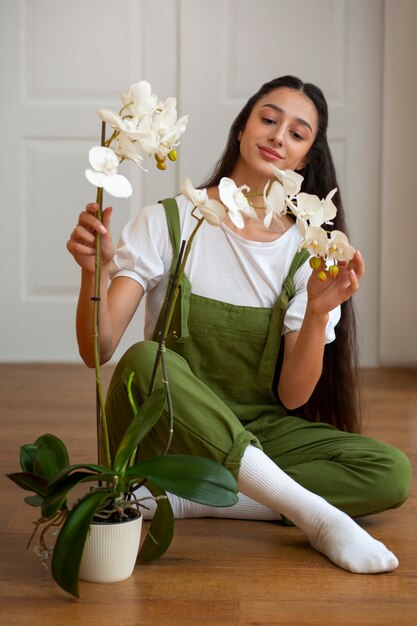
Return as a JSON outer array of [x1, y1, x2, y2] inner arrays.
[[105, 129, 119, 147], [161, 348, 174, 455], [93, 121, 111, 469]]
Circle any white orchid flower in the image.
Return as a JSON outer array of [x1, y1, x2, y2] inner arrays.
[[85, 146, 132, 198], [97, 109, 143, 139], [159, 115, 188, 156], [263, 180, 286, 229], [153, 97, 178, 135], [270, 164, 304, 197], [120, 80, 158, 120], [180, 177, 208, 207], [133, 114, 162, 154], [97, 109, 129, 132], [298, 225, 329, 258], [327, 230, 355, 262], [180, 177, 226, 226], [161, 96, 177, 110], [149, 98, 188, 158], [100, 90, 188, 162], [293, 188, 338, 231], [113, 133, 146, 170], [133, 111, 188, 157], [96, 111, 146, 169], [218, 178, 257, 229], [266, 165, 304, 227]]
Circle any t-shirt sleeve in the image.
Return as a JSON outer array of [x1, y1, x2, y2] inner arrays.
[[283, 259, 341, 344], [108, 202, 173, 292]]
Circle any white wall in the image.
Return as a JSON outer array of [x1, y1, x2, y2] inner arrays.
[[380, 0, 417, 365]]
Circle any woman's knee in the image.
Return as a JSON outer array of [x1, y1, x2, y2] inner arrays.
[[118, 340, 190, 383], [121, 340, 158, 374], [373, 444, 412, 510]]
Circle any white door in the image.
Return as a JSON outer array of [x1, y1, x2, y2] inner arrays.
[[0, 0, 384, 365], [0, 0, 179, 362]]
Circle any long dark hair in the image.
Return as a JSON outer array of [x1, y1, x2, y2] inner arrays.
[[201, 76, 361, 433]]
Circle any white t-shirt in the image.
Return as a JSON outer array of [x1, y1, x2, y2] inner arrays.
[[110, 195, 340, 341]]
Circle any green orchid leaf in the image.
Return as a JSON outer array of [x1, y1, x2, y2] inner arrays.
[[33, 434, 70, 480], [78, 472, 120, 485], [114, 387, 166, 473], [6, 472, 48, 497], [126, 455, 238, 507], [24, 494, 44, 507], [138, 483, 174, 564], [51, 489, 111, 598], [44, 465, 122, 518], [47, 463, 116, 489], [19, 444, 38, 472], [42, 471, 102, 519]]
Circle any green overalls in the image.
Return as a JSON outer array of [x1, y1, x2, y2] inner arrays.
[[106, 199, 411, 518]]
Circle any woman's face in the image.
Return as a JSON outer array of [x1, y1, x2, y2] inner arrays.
[[236, 87, 318, 185]]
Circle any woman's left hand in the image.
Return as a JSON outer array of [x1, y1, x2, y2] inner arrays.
[[307, 250, 365, 316]]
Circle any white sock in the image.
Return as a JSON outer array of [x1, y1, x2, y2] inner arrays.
[[238, 444, 398, 574], [134, 486, 280, 521]]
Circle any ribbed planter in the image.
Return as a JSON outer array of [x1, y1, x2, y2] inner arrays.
[[79, 511, 142, 583]]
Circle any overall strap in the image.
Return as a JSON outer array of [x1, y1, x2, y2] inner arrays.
[[152, 198, 191, 341], [285, 247, 310, 297], [160, 197, 182, 272], [257, 248, 310, 389]]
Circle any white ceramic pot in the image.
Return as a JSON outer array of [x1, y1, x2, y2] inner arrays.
[[79, 511, 142, 583]]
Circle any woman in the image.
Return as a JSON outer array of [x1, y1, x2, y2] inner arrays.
[[67, 76, 411, 574]]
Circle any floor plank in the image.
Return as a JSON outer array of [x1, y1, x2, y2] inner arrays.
[[1, 364, 416, 625]]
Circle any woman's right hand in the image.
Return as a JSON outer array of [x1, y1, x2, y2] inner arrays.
[[67, 203, 115, 274]]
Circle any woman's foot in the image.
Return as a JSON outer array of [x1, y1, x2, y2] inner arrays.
[[238, 445, 398, 574], [308, 508, 398, 573]]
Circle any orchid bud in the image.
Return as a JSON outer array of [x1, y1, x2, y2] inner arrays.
[[156, 160, 167, 171], [154, 153, 166, 164], [309, 256, 322, 270], [317, 271, 327, 282], [329, 265, 340, 279], [168, 149, 177, 162]]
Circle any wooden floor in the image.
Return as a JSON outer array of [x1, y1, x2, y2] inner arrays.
[[1, 364, 416, 626]]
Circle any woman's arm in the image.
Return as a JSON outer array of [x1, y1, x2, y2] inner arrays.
[[76, 272, 143, 366], [278, 251, 365, 409], [67, 203, 144, 367]]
